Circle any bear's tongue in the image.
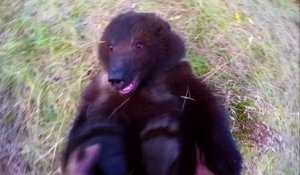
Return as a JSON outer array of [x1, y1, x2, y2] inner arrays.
[[119, 82, 135, 94]]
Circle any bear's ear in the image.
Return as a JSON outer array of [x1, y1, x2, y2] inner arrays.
[[155, 29, 185, 71], [166, 32, 186, 65], [156, 20, 171, 34]]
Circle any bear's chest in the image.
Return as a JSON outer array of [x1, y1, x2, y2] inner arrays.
[[125, 87, 181, 118]]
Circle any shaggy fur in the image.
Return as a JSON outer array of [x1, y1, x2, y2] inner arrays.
[[63, 12, 242, 175]]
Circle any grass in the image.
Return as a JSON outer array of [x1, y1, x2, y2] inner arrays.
[[187, 51, 211, 75], [0, 0, 299, 174]]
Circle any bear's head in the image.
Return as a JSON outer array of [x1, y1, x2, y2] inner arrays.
[[99, 11, 185, 94]]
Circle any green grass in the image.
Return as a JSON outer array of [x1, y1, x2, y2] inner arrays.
[[187, 51, 210, 75], [0, 1, 94, 173], [137, 1, 160, 11], [187, 0, 234, 44], [231, 99, 256, 123], [0, 0, 299, 174]]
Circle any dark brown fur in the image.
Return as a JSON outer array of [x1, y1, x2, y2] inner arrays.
[[63, 12, 242, 175]]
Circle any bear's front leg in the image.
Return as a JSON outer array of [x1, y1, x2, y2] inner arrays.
[[140, 113, 181, 175]]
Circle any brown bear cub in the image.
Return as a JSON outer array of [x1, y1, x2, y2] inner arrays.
[[63, 11, 242, 175]]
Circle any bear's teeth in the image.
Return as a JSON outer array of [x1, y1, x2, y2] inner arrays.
[[120, 83, 134, 94], [123, 83, 133, 91]]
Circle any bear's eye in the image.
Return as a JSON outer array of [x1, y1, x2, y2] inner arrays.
[[107, 44, 113, 51], [134, 42, 143, 50]]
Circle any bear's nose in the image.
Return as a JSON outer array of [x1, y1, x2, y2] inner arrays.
[[109, 79, 125, 89]]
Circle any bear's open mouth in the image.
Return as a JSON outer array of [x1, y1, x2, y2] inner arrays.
[[118, 76, 139, 94]]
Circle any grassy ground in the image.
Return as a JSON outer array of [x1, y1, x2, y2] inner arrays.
[[0, 0, 299, 174]]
